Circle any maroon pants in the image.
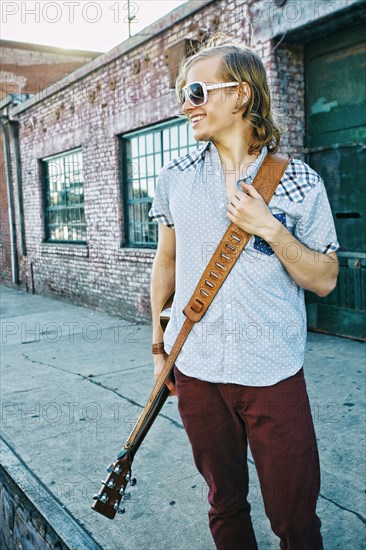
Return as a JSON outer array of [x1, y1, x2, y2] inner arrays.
[[173, 365, 323, 550]]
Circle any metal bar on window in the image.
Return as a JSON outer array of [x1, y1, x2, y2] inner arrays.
[[42, 149, 86, 244], [122, 119, 201, 248]]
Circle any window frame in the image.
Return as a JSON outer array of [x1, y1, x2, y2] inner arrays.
[[41, 147, 87, 245], [121, 118, 201, 249]]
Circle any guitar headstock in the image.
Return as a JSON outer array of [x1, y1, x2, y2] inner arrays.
[[92, 449, 136, 519]]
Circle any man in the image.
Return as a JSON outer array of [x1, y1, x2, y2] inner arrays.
[[148, 36, 339, 550]]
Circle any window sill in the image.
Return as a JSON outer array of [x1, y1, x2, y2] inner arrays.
[[39, 244, 158, 262], [113, 247, 156, 262], [40, 242, 89, 258]]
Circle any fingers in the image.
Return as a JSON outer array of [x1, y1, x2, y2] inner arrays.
[[226, 203, 234, 216], [227, 194, 245, 217], [240, 181, 261, 197], [227, 194, 240, 213], [166, 381, 176, 396], [153, 352, 176, 395], [228, 187, 250, 210], [154, 375, 176, 395]]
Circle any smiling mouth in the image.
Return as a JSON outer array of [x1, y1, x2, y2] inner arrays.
[[191, 115, 206, 125]]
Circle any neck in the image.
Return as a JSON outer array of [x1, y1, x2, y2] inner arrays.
[[211, 129, 260, 176]]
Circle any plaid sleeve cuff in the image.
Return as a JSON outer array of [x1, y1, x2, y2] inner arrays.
[[322, 242, 340, 254], [149, 208, 175, 228]]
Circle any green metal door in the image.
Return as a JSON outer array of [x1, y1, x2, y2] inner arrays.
[[305, 23, 366, 340]]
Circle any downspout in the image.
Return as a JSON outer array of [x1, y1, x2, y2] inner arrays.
[[8, 120, 26, 256], [0, 116, 19, 285]]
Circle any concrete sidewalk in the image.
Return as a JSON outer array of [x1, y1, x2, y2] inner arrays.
[[1, 285, 365, 549]]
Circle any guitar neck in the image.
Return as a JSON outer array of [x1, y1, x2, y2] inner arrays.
[[118, 382, 171, 459], [118, 317, 193, 459]]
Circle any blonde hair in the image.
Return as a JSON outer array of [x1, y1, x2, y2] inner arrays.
[[176, 33, 283, 154]]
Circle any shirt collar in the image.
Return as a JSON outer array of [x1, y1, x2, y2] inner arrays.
[[239, 144, 268, 184]]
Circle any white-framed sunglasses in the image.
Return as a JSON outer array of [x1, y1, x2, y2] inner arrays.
[[179, 81, 239, 107]]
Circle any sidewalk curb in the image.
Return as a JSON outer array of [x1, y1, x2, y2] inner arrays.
[[0, 436, 102, 550]]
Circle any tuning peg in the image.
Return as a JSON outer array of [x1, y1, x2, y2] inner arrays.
[[113, 501, 126, 514], [93, 492, 109, 503], [107, 463, 122, 474], [125, 471, 137, 486], [118, 486, 130, 498], [102, 479, 116, 488]]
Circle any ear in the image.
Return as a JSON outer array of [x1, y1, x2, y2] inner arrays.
[[238, 82, 251, 106], [233, 82, 250, 114]]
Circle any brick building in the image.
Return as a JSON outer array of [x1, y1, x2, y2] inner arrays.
[[0, 40, 102, 286], [0, 39, 102, 101], [1, 0, 365, 339]]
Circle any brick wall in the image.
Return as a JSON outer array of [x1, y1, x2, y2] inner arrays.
[[0, 468, 69, 550], [0, 40, 101, 99], [0, 446, 101, 550], [0, 41, 102, 289], [2, 0, 345, 323]]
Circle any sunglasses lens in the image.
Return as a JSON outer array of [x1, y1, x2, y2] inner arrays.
[[188, 83, 205, 105]]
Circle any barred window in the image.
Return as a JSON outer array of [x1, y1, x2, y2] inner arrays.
[[122, 119, 201, 248], [42, 148, 86, 243]]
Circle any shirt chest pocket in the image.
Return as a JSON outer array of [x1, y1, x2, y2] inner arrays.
[[253, 213, 288, 256]]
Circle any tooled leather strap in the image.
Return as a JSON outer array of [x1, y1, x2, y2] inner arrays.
[[123, 152, 290, 450], [160, 153, 290, 378], [183, 153, 290, 323]]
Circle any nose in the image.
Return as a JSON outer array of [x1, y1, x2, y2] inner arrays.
[[179, 88, 192, 112], [182, 96, 197, 118], [181, 93, 191, 114]]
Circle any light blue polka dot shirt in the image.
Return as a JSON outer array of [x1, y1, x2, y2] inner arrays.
[[149, 140, 339, 386]]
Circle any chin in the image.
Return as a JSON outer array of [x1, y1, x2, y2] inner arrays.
[[193, 129, 212, 142]]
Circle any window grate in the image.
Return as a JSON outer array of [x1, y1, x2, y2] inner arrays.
[[42, 149, 86, 243], [122, 119, 201, 248]]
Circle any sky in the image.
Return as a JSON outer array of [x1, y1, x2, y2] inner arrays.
[[1, 0, 188, 52]]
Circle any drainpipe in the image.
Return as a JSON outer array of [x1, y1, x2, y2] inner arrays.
[[0, 115, 19, 285], [8, 120, 26, 257]]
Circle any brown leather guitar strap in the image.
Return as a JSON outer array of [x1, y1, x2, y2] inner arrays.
[[123, 153, 290, 449], [91, 153, 291, 521]]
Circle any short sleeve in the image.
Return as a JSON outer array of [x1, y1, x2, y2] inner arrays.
[[148, 166, 174, 228], [295, 175, 339, 254]]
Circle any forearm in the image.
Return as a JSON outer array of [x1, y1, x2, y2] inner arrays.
[[150, 254, 175, 343], [265, 220, 339, 297]]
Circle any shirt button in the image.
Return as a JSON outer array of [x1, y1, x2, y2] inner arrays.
[[226, 335, 232, 341], [219, 202, 225, 208], [226, 304, 231, 309]]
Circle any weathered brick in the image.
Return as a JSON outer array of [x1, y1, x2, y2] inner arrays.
[[1, 0, 358, 321]]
